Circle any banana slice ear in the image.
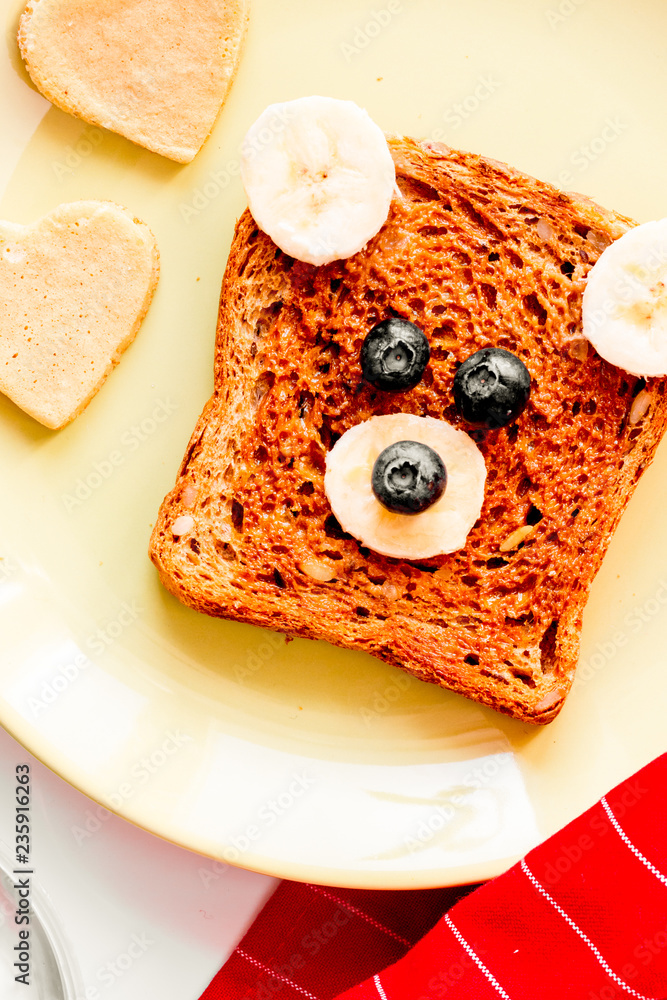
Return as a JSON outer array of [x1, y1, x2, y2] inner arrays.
[[324, 414, 487, 560], [240, 96, 396, 266], [582, 219, 667, 377]]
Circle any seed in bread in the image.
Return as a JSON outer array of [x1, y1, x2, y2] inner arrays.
[[0, 200, 159, 429], [17, 0, 249, 163], [149, 137, 667, 725]]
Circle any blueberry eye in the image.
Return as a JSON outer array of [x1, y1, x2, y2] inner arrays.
[[372, 440, 447, 514], [361, 318, 430, 391], [453, 347, 531, 428]]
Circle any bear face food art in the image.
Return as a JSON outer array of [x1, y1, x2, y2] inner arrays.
[[149, 98, 667, 724]]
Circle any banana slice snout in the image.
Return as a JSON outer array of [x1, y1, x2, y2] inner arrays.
[[240, 95, 396, 266], [324, 413, 487, 559], [582, 219, 667, 376]]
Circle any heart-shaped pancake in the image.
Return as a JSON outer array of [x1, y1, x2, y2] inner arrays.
[[0, 201, 159, 429], [17, 0, 249, 163]]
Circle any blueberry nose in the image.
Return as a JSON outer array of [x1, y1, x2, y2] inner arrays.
[[388, 460, 418, 491]]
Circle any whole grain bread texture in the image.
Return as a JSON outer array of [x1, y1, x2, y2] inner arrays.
[[18, 0, 249, 163], [0, 200, 159, 429], [150, 136, 667, 724]]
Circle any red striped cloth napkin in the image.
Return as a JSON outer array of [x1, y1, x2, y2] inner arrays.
[[200, 753, 667, 1000]]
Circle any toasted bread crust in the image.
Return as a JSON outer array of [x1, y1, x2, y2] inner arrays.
[[150, 137, 667, 723]]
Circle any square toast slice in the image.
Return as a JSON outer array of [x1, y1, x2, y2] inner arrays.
[[150, 136, 667, 724]]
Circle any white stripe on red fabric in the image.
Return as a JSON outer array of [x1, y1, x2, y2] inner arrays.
[[373, 973, 389, 1000], [600, 796, 667, 887], [236, 948, 321, 1000], [520, 859, 660, 1000], [444, 914, 513, 999], [305, 884, 412, 947]]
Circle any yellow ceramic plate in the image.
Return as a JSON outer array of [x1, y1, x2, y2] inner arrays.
[[1, 0, 667, 888]]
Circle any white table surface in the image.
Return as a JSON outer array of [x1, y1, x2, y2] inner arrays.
[[0, 724, 278, 1000]]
